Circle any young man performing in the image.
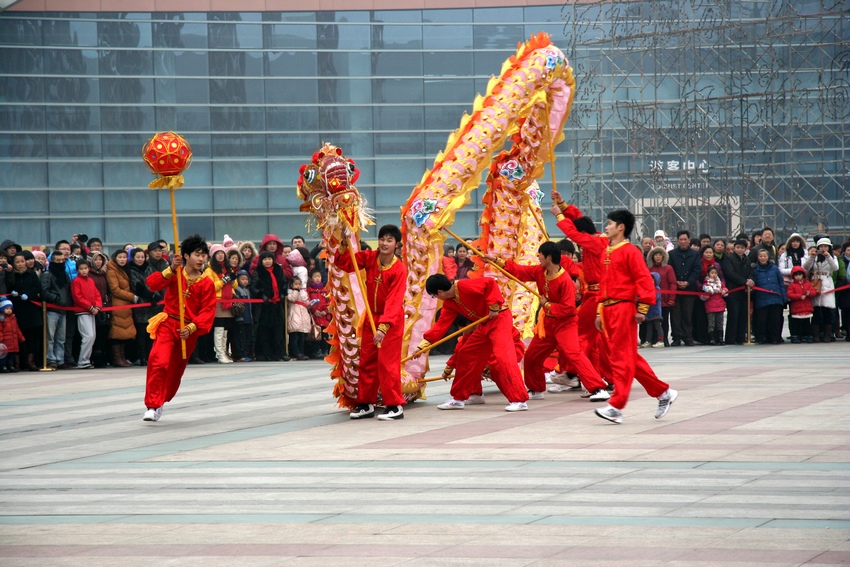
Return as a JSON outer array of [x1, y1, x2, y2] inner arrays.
[[334, 224, 407, 421], [142, 235, 216, 422], [550, 192, 612, 400], [486, 243, 608, 400], [417, 274, 529, 412], [594, 210, 678, 424]]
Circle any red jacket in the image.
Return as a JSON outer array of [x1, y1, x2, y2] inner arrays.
[[0, 313, 26, 353], [307, 282, 331, 327], [786, 279, 816, 317], [334, 249, 407, 328], [71, 274, 103, 313], [557, 205, 607, 285], [146, 269, 217, 336], [423, 277, 504, 344], [504, 260, 577, 319], [601, 241, 656, 307], [442, 255, 458, 281]]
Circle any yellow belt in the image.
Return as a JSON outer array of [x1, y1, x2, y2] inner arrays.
[[586, 283, 600, 291], [602, 299, 626, 307]]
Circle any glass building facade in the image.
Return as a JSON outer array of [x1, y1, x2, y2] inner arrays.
[[1, 1, 846, 247]]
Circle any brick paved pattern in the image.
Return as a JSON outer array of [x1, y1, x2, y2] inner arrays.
[[1, 344, 848, 565]]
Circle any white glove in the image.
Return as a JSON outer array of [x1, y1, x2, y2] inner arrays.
[[133, 295, 140, 303], [10, 291, 18, 297], [21, 294, 28, 300]]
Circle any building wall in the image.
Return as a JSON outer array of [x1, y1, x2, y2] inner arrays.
[[1, 1, 846, 248]]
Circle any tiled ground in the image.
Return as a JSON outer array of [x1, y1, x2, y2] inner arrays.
[[1, 343, 848, 566]]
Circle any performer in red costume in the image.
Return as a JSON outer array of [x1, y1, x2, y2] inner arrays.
[[416, 274, 529, 412], [594, 209, 678, 424], [550, 192, 613, 399], [142, 234, 216, 422], [334, 224, 407, 421], [486, 242, 608, 400]]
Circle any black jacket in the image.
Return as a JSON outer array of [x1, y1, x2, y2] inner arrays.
[[722, 252, 754, 293], [40, 263, 72, 311], [667, 246, 701, 291]]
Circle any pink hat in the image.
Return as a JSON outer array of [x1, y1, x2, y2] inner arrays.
[[222, 234, 234, 248], [209, 244, 225, 258]]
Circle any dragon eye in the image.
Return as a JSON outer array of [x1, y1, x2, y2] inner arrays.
[[304, 169, 317, 184], [347, 161, 356, 176]]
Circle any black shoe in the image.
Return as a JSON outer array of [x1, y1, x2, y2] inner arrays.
[[670, 340, 681, 347], [296, 355, 309, 361], [349, 403, 375, 419], [189, 356, 204, 365], [281, 355, 291, 362], [377, 405, 404, 421], [684, 340, 694, 347]]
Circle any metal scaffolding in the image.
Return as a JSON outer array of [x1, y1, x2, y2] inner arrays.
[[561, 0, 849, 241]]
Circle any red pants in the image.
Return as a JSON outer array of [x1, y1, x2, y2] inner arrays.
[[449, 311, 528, 403], [144, 317, 200, 409], [577, 290, 612, 382], [601, 301, 669, 410], [524, 315, 605, 393], [358, 321, 406, 407]]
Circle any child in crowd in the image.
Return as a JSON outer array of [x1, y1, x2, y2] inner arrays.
[[307, 269, 331, 358], [286, 278, 311, 361], [286, 247, 309, 287], [701, 265, 728, 345], [70, 259, 102, 369], [785, 266, 817, 343], [231, 270, 255, 361], [646, 272, 665, 348], [0, 298, 25, 373], [253, 251, 289, 362]]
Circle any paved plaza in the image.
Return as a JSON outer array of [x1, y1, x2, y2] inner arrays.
[[1, 343, 848, 566]]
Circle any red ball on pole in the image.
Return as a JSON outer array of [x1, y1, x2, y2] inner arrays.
[[143, 131, 192, 177]]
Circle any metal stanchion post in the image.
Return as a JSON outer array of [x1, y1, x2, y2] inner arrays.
[[744, 287, 755, 346]]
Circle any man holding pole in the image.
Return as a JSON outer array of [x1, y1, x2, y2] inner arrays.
[[334, 224, 407, 421], [142, 234, 216, 422], [416, 274, 529, 412], [485, 242, 608, 401]]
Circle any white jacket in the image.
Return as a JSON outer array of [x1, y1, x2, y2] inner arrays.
[[803, 253, 838, 309]]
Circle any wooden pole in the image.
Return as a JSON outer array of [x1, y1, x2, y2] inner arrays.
[[401, 314, 489, 364], [169, 187, 186, 359], [416, 373, 454, 384], [441, 226, 546, 302]]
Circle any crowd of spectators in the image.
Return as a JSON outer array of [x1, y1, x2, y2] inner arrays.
[[0, 226, 847, 373]]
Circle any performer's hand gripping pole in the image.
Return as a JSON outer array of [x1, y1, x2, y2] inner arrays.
[[346, 237, 379, 344]]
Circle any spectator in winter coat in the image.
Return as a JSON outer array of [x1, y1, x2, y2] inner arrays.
[[6, 252, 42, 370], [667, 230, 701, 346], [647, 246, 677, 347], [70, 259, 102, 369], [239, 241, 258, 273], [0, 298, 26, 372], [700, 265, 728, 346], [653, 230, 674, 252], [249, 234, 293, 279], [752, 249, 786, 345], [442, 244, 458, 281], [306, 269, 331, 358], [786, 266, 817, 343], [803, 238, 839, 342], [252, 251, 289, 362], [777, 233, 807, 287], [41, 250, 73, 369], [286, 278, 312, 361], [721, 239, 754, 345], [106, 249, 136, 367], [837, 241, 850, 342]]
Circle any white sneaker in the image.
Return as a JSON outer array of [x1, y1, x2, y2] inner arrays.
[[437, 398, 465, 410], [655, 388, 678, 419], [547, 384, 573, 393], [580, 389, 592, 398], [466, 394, 485, 405], [142, 407, 162, 422], [528, 390, 545, 400], [595, 404, 623, 424], [588, 389, 611, 402], [544, 371, 556, 384], [639, 341, 651, 348], [651, 342, 665, 348], [549, 372, 572, 386], [505, 401, 528, 412]]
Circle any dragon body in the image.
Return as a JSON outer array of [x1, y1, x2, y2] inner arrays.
[[401, 33, 576, 381]]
